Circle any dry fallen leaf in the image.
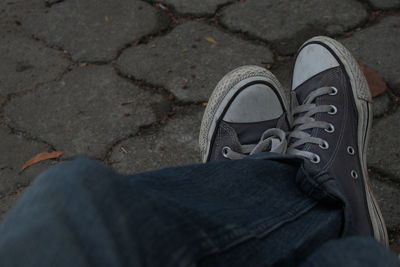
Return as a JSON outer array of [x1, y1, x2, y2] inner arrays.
[[358, 61, 387, 97], [204, 37, 218, 44], [21, 151, 64, 172]]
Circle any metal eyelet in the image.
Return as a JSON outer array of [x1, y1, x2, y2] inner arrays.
[[222, 146, 231, 158], [347, 146, 355, 155], [329, 87, 338, 95], [328, 105, 337, 115], [351, 170, 358, 179], [310, 154, 321, 164], [319, 140, 329, 149], [324, 124, 335, 133]]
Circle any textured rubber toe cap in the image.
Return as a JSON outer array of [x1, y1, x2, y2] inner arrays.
[[223, 83, 283, 123], [292, 44, 340, 90]]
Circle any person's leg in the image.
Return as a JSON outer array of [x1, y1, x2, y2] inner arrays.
[[0, 156, 344, 267], [2, 65, 342, 267], [300, 237, 400, 267]]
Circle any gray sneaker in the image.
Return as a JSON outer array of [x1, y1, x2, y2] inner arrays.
[[199, 65, 289, 162], [287, 36, 388, 246]]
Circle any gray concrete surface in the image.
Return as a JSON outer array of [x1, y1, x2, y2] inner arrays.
[[372, 92, 392, 118], [1, 0, 400, 252], [369, 108, 400, 181], [371, 174, 400, 229], [0, 126, 52, 198], [145, 0, 232, 15], [22, 0, 170, 62], [4, 66, 169, 158], [117, 21, 274, 102], [342, 16, 400, 95], [220, 0, 368, 55], [109, 105, 203, 174], [368, 0, 400, 9], [0, 27, 70, 95]]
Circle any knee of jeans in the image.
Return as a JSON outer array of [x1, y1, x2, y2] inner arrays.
[[33, 157, 108, 193]]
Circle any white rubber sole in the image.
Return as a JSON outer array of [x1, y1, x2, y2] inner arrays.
[[300, 36, 389, 246], [199, 65, 288, 163]]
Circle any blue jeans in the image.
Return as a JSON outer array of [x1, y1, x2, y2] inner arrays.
[[0, 155, 398, 266]]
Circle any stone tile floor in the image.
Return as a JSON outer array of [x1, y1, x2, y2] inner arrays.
[[1, 0, 400, 252]]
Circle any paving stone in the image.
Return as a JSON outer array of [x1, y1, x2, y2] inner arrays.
[[22, 0, 170, 62], [0, 126, 52, 198], [219, 0, 368, 55], [110, 105, 203, 175], [117, 21, 274, 102], [368, 0, 400, 9], [370, 174, 400, 229], [147, 0, 232, 16], [342, 16, 400, 95], [4, 66, 169, 158], [372, 93, 391, 117], [0, 27, 69, 96], [0, 0, 44, 25], [368, 108, 400, 180]]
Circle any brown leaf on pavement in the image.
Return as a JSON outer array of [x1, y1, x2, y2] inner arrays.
[[21, 151, 64, 172], [358, 61, 387, 97], [204, 37, 218, 44]]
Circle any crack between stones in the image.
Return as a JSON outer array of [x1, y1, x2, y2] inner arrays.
[[0, 62, 73, 116], [214, 1, 399, 58], [149, 0, 237, 19], [113, 63, 172, 99], [28, 34, 73, 62], [103, 120, 167, 165], [149, 0, 276, 59], [103, 102, 203, 166], [44, 0, 66, 8], [17, 0, 400, 71], [336, 8, 400, 40], [21, 4, 175, 66], [113, 63, 205, 107], [0, 63, 73, 153], [0, 120, 57, 153], [112, 25, 176, 65], [356, 0, 400, 12]]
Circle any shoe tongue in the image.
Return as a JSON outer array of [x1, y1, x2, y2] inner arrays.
[[293, 67, 341, 104], [291, 67, 342, 149], [224, 115, 287, 145]]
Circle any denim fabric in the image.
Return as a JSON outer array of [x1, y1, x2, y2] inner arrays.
[[0, 155, 394, 266]]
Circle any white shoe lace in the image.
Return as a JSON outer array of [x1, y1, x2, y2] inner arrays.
[[222, 128, 288, 160], [287, 86, 338, 163]]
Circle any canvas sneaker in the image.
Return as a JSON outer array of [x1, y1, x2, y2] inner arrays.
[[199, 65, 290, 162], [287, 36, 388, 246]]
